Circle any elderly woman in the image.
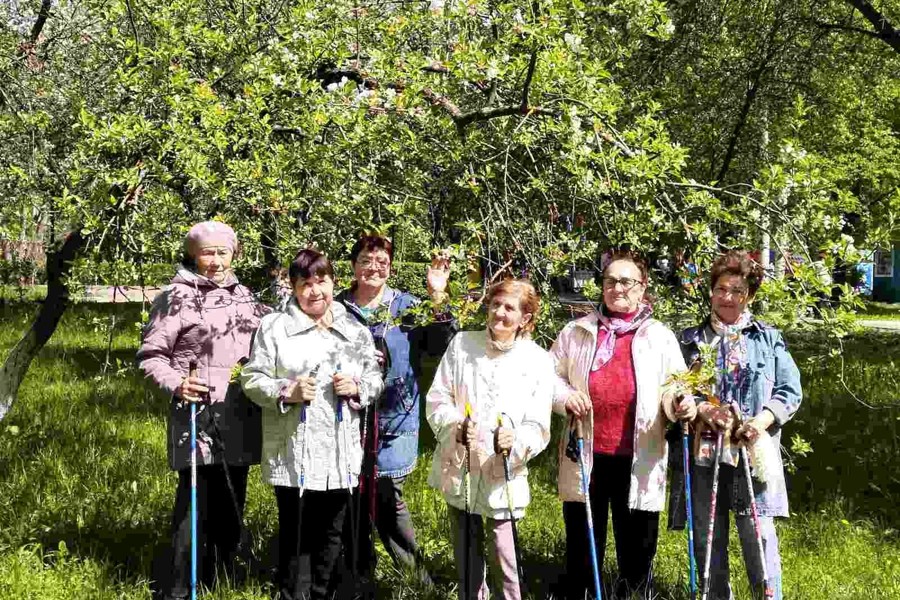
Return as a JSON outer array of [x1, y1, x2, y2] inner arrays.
[[552, 251, 695, 599], [334, 234, 455, 586], [669, 251, 801, 600], [240, 248, 383, 600], [426, 278, 555, 600], [137, 221, 270, 600]]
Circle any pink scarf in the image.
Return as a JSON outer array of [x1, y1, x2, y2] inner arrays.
[[591, 304, 653, 371]]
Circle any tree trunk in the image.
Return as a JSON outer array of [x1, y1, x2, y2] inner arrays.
[[0, 229, 85, 421]]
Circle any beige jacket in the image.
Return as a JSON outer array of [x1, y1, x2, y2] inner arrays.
[[551, 313, 686, 511], [425, 330, 555, 520]]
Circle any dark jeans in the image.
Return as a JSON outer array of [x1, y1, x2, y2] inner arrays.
[[164, 464, 248, 599], [563, 454, 659, 600], [275, 487, 349, 600]]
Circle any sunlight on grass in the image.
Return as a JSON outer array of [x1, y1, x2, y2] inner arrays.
[[1, 304, 898, 598]]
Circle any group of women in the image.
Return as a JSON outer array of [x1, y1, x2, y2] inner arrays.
[[138, 221, 801, 600]]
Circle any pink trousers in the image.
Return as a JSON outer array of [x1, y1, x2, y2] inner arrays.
[[449, 506, 521, 600]]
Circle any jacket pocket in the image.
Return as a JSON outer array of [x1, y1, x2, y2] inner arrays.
[[439, 443, 464, 497]]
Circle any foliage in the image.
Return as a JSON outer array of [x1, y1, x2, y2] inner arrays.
[[664, 342, 719, 399], [1, 0, 894, 336]]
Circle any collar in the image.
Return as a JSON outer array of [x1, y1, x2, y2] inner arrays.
[[573, 309, 654, 338], [283, 299, 352, 339], [681, 316, 766, 345], [338, 285, 398, 321]]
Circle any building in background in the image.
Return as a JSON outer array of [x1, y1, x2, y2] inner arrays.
[[873, 244, 900, 302]]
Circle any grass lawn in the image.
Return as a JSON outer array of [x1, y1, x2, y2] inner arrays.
[[0, 303, 898, 599], [857, 301, 900, 321]]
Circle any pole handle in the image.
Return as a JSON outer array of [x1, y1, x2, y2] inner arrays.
[[575, 417, 584, 440]]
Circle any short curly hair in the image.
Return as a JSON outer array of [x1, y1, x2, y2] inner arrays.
[[485, 278, 540, 334], [710, 250, 764, 296], [602, 250, 650, 283]]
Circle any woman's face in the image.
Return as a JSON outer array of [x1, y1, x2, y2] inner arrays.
[[353, 247, 391, 292], [711, 274, 751, 324], [293, 274, 334, 318], [194, 246, 234, 283], [602, 259, 646, 314], [487, 292, 531, 342]]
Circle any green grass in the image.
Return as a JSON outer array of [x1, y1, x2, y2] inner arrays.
[[857, 301, 900, 321], [0, 304, 899, 599]]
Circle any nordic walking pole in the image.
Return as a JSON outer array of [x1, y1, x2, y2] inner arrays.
[[700, 429, 725, 600], [462, 401, 473, 600], [294, 363, 318, 581], [740, 445, 774, 598], [574, 417, 602, 600], [334, 362, 358, 578], [299, 365, 319, 492], [683, 420, 698, 600], [188, 361, 200, 600], [496, 415, 525, 594]]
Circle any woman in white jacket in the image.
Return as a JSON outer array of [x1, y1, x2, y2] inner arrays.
[[241, 249, 383, 600], [426, 278, 555, 600]]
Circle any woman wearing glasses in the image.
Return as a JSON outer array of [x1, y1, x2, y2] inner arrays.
[[551, 251, 695, 599], [668, 251, 801, 600], [334, 235, 455, 591]]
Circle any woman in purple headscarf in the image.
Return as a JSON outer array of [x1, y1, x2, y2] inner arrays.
[[550, 250, 695, 599], [137, 221, 270, 600]]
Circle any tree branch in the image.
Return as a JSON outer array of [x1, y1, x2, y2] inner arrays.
[[29, 0, 53, 45], [844, 0, 900, 54], [520, 49, 538, 111], [458, 104, 557, 127], [814, 20, 884, 40], [421, 88, 463, 121]]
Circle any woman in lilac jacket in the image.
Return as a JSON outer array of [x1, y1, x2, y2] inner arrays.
[[137, 222, 269, 600]]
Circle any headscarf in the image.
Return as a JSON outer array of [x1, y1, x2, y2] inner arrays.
[[184, 221, 238, 258], [591, 303, 653, 371]]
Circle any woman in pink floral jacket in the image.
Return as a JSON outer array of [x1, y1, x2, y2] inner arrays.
[[551, 251, 693, 599]]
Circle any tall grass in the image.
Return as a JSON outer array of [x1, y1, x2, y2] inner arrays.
[[0, 304, 898, 599]]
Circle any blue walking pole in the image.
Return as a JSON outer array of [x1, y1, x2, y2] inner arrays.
[[574, 418, 602, 600], [188, 361, 199, 600], [683, 421, 697, 600]]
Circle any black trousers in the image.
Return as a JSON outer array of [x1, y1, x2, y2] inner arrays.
[[165, 464, 248, 599], [563, 454, 660, 600], [343, 477, 427, 582], [275, 487, 349, 600]]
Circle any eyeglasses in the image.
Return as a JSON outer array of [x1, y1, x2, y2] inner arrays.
[[357, 258, 390, 271], [712, 285, 748, 298], [602, 276, 642, 291]]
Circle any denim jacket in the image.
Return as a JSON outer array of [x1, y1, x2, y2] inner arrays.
[[668, 318, 802, 526], [338, 286, 456, 478]]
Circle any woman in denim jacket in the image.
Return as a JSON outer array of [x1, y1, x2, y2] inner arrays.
[[335, 234, 456, 588], [668, 250, 802, 600]]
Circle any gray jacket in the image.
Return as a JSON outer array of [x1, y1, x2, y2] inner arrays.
[[241, 300, 384, 491]]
